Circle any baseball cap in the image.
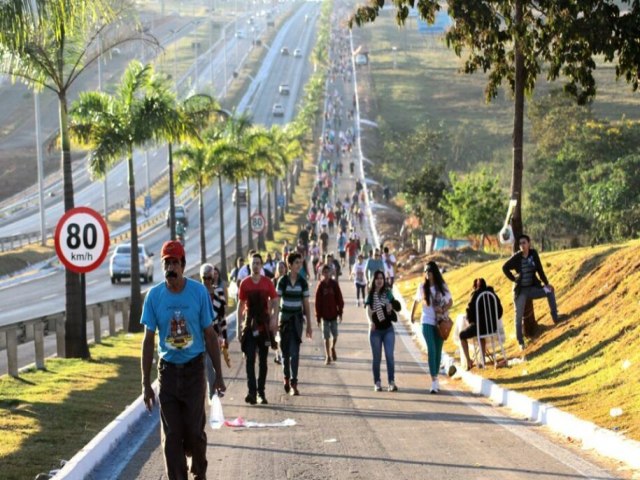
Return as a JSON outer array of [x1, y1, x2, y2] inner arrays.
[[161, 240, 185, 261]]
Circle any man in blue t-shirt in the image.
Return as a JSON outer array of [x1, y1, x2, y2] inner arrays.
[[141, 240, 226, 480]]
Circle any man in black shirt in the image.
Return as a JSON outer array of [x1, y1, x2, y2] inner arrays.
[[502, 234, 560, 350]]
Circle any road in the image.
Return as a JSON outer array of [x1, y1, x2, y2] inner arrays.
[[0, 2, 320, 336]]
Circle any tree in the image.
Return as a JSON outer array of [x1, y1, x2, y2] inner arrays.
[[350, 0, 620, 250], [70, 61, 176, 332], [441, 169, 506, 248], [0, 0, 157, 357]]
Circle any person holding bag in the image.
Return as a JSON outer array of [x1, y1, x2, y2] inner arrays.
[[365, 270, 399, 392], [411, 261, 453, 394]]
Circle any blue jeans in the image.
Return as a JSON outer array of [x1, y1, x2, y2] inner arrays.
[[369, 326, 395, 384], [514, 286, 558, 346], [422, 324, 443, 378], [242, 332, 269, 395], [280, 323, 301, 383]]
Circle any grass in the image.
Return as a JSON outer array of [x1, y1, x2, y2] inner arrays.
[[0, 332, 148, 480], [396, 239, 640, 441]]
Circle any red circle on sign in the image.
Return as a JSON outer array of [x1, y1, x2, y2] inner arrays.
[[250, 212, 266, 234], [54, 206, 110, 273]]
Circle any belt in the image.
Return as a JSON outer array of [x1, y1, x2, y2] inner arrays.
[[159, 353, 204, 369]]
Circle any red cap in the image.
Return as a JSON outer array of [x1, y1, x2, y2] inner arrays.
[[161, 240, 185, 261]]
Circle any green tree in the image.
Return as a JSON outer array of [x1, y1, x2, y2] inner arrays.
[[0, 0, 155, 357], [70, 61, 176, 332], [350, 0, 619, 250], [401, 161, 448, 241], [441, 169, 506, 248]]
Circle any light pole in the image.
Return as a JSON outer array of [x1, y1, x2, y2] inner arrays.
[[34, 91, 46, 246], [98, 33, 109, 222]]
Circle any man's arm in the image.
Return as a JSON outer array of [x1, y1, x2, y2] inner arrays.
[[141, 328, 156, 411], [303, 297, 313, 339], [270, 297, 280, 332], [533, 250, 550, 285], [502, 255, 517, 282], [204, 325, 226, 392]]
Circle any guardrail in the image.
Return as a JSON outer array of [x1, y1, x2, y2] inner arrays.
[[0, 297, 132, 377]]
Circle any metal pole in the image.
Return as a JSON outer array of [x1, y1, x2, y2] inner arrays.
[[34, 92, 46, 246], [145, 150, 151, 197], [194, 42, 199, 91], [223, 25, 228, 97], [209, 19, 214, 89], [98, 34, 108, 222]]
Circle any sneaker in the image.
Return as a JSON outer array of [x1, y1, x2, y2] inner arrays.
[[430, 381, 437, 394], [245, 392, 257, 405], [435, 379, 440, 392], [519, 343, 526, 352], [331, 347, 337, 361], [387, 382, 398, 392], [257, 393, 268, 405], [283, 378, 290, 394], [274, 355, 282, 365], [374, 381, 382, 392], [290, 381, 300, 396]]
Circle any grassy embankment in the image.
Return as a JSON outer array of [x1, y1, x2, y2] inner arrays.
[[396, 239, 640, 441]]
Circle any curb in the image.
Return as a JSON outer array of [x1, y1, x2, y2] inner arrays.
[[393, 292, 640, 472], [53, 381, 159, 479]]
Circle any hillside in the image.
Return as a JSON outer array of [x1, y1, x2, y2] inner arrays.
[[396, 239, 640, 441]]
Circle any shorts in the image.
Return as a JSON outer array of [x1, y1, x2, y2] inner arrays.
[[322, 318, 339, 340], [459, 323, 478, 340], [339, 251, 346, 259]]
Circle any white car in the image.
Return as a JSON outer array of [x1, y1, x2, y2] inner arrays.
[[293, 48, 302, 58], [109, 243, 154, 284], [272, 103, 285, 117], [278, 83, 290, 95], [232, 185, 248, 205]]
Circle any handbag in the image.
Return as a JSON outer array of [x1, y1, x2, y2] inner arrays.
[[436, 315, 453, 340]]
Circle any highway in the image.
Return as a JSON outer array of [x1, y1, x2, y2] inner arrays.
[[0, 2, 321, 334]]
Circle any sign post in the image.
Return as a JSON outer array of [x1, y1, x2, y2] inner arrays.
[[250, 212, 266, 235]]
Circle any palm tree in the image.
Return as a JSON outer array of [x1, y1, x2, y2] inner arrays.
[[174, 143, 213, 264], [0, 0, 157, 357], [70, 61, 177, 332], [165, 95, 224, 240]]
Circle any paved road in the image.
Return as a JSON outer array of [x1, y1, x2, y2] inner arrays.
[[97, 15, 618, 479]]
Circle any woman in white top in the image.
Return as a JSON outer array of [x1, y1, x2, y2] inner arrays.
[[410, 261, 453, 394], [350, 253, 367, 307]]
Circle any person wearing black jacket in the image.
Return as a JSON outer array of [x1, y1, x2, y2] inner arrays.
[[502, 234, 560, 350], [459, 278, 503, 369]]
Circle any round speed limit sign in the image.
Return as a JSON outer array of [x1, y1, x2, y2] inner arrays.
[[250, 212, 266, 234], [54, 206, 110, 273]]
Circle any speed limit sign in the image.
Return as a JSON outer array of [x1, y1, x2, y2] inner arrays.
[[250, 212, 266, 234], [54, 206, 110, 273]]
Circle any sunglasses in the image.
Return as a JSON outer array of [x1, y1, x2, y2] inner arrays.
[[202, 276, 213, 281]]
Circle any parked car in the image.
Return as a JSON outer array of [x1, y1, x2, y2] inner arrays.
[[165, 204, 188, 227], [280, 46, 289, 55], [109, 243, 154, 284], [278, 83, 290, 95], [232, 185, 248, 206], [272, 103, 285, 117], [355, 53, 369, 66], [293, 48, 302, 57]]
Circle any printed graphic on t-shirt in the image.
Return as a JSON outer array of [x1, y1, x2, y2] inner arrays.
[[166, 310, 193, 350]]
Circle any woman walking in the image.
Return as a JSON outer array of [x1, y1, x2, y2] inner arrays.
[[411, 261, 453, 394], [365, 270, 398, 392]]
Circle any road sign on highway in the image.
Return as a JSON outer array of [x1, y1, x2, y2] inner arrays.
[[250, 212, 266, 234], [54, 206, 110, 274]]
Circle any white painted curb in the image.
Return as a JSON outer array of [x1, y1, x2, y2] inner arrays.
[[394, 292, 640, 471], [52, 381, 159, 480]]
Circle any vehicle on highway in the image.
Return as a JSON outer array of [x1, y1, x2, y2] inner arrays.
[[278, 83, 290, 95], [235, 30, 246, 38], [233, 185, 248, 206], [280, 46, 289, 55], [165, 204, 188, 228], [293, 48, 302, 57], [272, 103, 285, 117], [355, 53, 369, 66], [109, 243, 154, 284]]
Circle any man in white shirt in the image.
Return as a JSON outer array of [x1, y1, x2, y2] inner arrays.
[[383, 246, 397, 287]]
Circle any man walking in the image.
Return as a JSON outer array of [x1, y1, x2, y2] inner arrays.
[[141, 240, 226, 480], [502, 234, 562, 350], [315, 265, 345, 365], [276, 252, 313, 395], [238, 253, 280, 405]]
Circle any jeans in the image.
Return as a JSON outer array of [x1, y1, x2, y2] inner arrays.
[[280, 322, 301, 383], [422, 324, 443, 378], [243, 332, 270, 395], [355, 283, 366, 301], [513, 286, 558, 346], [369, 326, 395, 384], [158, 354, 207, 480]]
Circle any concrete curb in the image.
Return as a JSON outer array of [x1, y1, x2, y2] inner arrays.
[[53, 381, 159, 480], [393, 292, 640, 472]]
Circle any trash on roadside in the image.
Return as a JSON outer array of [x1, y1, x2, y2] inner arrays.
[[610, 407, 623, 417], [622, 359, 631, 370]]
